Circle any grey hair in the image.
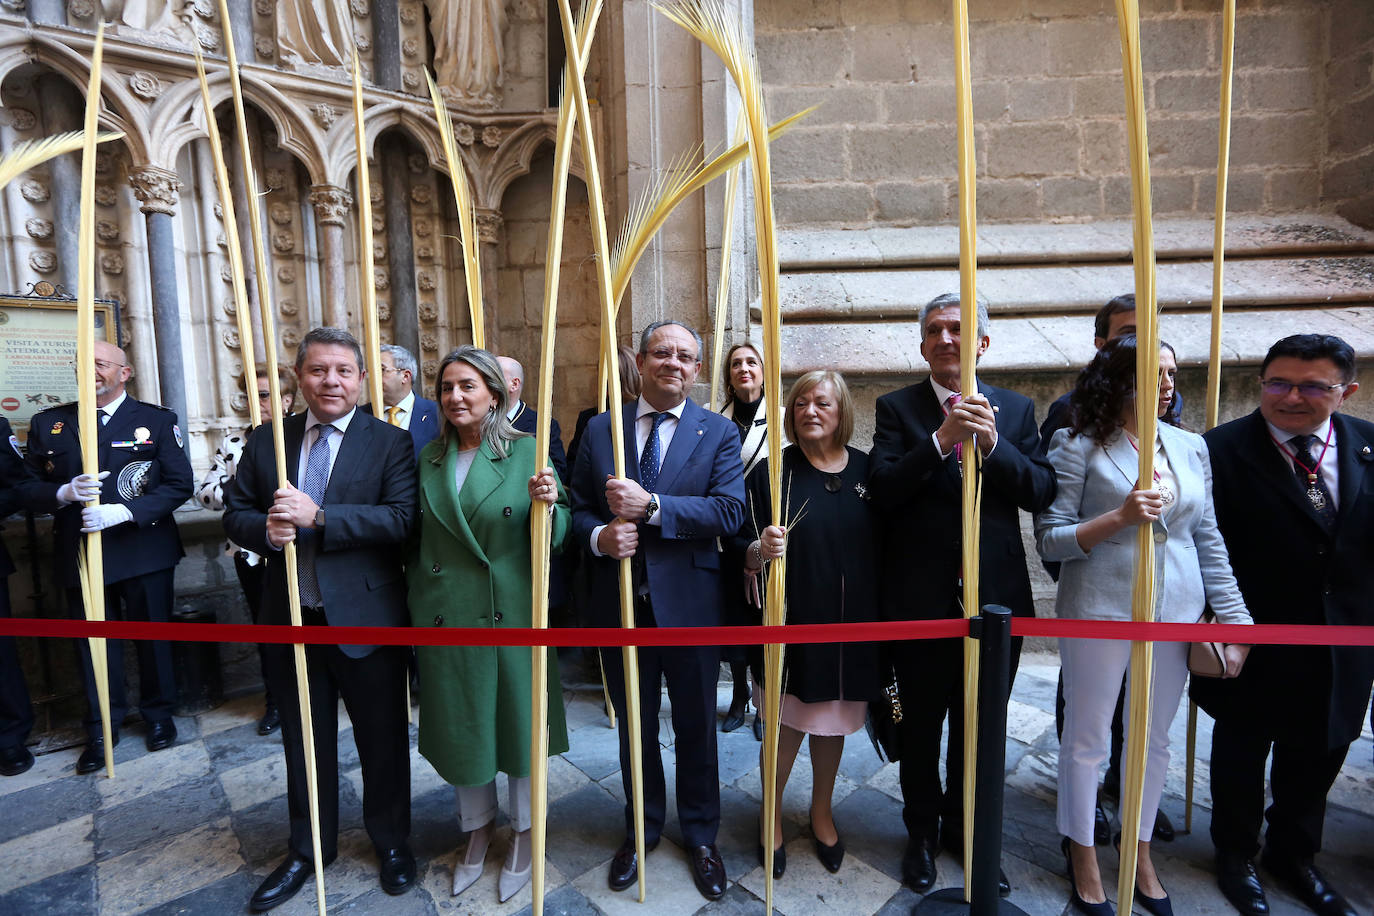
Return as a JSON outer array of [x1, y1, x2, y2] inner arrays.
[[920, 292, 991, 340], [431, 345, 527, 460], [638, 320, 703, 360], [380, 344, 418, 377], [296, 327, 363, 371]]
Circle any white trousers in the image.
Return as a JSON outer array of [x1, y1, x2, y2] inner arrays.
[[1057, 637, 1188, 846], [455, 775, 532, 833]]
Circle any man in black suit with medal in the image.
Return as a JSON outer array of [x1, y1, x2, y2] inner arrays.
[[497, 355, 569, 482], [25, 339, 193, 774], [1194, 334, 1373, 916], [225, 327, 418, 911], [868, 293, 1057, 896]]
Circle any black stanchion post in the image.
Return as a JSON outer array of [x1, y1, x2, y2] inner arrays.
[[914, 605, 1029, 916]]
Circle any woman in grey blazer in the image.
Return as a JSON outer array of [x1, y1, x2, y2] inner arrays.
[[1037, 337, 1251, 916]]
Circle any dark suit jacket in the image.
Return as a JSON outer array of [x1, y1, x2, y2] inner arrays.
[[1, 417, 60, 580], [570, 398, 745, 628], [25, 399, 192, 587], [868, 378, 1056, 621], [407, 395, 440, 457], [223, 409, 418, 658], [1191, 409, 1374, 748], [509, 400, 568, 483]]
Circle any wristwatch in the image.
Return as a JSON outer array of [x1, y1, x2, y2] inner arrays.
[[314, 508, 326, 528], [643, 493, 658, 523]]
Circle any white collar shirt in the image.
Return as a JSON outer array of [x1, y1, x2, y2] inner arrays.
[[298, 406, 357, 486], [1266, 416, 1339, 510]]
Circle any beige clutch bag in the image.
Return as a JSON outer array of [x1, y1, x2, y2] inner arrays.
[[1188, 608, 1228, 678]]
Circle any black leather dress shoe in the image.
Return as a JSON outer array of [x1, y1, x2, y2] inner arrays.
[[903, 838, 937, 892], [0, 744, 34, 776], [689, 844, 726, 901], [257, 704, 280, 736], [145, 719, 177, 752], [751, 713, 763, 741], [76, 735, 118, 775], [1216, 851, 1269, 916], [1152, 809, 1175, 842], [721, 704, 746, 733], [1260, 852, 1356, 916], [608, 837, 657, 891], [250, 853, 332, 912], [378, 845, 416, 895], [999, 866, 1011, 897]]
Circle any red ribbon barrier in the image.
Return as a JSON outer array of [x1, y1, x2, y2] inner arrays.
[[0, 616, 1372, 647]]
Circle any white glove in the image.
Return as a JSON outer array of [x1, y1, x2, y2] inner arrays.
[[58, 471, 110, 505], [80, 503, 134, 533]]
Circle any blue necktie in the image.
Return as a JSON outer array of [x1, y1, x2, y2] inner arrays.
[[639, 412, 666, 492], [298, 424, 334, 606]]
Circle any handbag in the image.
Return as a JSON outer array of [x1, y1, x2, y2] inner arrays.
[[1188, 608, 1228, 678], [865, 664, 904, 762]]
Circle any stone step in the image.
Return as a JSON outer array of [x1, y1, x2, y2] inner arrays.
[[769, 305, 1374, 377], [779, 215, 1374, 269], [770, 254, 1374, 321]]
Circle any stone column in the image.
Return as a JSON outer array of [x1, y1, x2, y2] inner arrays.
[[476, 209, 501, 354], [36, 75, 82, 290], [370, 0, 402, 91], [309, 185, 352, 328], [28, 0, 65, 26], [225, 0, 255, 67], [130, 166, 190, 444], [380, 138, 418, 356]]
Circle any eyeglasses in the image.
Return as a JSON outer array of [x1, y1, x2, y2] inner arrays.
[[648, 348, 699, 365], [93, 359, 125, 372], [1259, 379, 1346, 398]]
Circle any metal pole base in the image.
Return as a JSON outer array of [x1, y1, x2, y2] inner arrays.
[[912, 888, 1031, 915]]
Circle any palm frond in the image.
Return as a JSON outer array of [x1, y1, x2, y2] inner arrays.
[[426, 69, 485, 348], [0, 130, 123, 191]]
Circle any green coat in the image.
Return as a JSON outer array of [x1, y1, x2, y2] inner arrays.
[[407, 435, 570, 786]]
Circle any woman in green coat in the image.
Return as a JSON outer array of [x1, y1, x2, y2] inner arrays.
[[406, 345, 570, 903]]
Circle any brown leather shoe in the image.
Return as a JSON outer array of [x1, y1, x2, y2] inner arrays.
[[689, 844, 726, 901], [607, 837, 657, 892]]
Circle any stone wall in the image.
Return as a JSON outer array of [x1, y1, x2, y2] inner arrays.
[[758, 0, 1347, 226]]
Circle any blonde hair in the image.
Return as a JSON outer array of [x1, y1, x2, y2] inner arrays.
[[782, 370, 854, 448]]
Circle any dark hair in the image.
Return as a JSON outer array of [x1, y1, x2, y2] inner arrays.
[[1260, 334, 1356, 384], [237, 363, 298, 403], [719, 342, 763, 411], [638, 320, 703, 359], [432, 346, 525, 460], [1093, 294, 1136, 341], [1068, 335, 1178, 446], [295, 327, 363, 371]]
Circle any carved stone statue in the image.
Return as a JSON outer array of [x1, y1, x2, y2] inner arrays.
[[277, 0, 350, 69], [102, 0, 192, 39], [427, 0, 508, 110]]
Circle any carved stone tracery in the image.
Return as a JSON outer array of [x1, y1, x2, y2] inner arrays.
[[130, 166, 182, 216], [309, 185, 353, 226]]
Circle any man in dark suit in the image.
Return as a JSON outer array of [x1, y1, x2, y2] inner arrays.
[[570, 320, 745, 901], [379, 344, 439, 456], [225, 327, 419, 911], [868, 293, 1056, 895], [1, 417, 102, 775], [1193, 334, 1372, 916], [26, 340, 193, 773], [497, 355, 569, 482]]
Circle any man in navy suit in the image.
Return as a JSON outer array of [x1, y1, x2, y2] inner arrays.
[[496, 355, 568, 482], [1194, 334, 1372, 916], [570, 320, 745, 901], [26, 340, 194, 773], [226, 328, 418, 910], [379, 344, 439, 456], [868, 293, 1056, 895]]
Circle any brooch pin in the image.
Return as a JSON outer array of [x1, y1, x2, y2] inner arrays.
[[50, 420, 64, 435], [854, 482, 870, 500]]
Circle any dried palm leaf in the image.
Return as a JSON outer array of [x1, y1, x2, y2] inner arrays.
[[0, 129, 123, 192], [426, 70, 485, 348]]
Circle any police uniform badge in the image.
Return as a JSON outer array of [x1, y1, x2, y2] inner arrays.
[[8, 434, 20, 457], [173, 424, 183, 448], [135, 426, 151, 444], [51, 420, 64, 435], [117, 460, 153, 500]]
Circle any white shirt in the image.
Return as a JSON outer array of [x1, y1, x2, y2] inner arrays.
[[99, 391, 128, 425], [1266, 417, 1340, 510], [588, 395, 686, 556], [930, 377, 998, 459], [386, 391, 415, 430], [297, 407, 357, 487]]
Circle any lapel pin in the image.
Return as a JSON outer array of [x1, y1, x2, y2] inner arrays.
[[697, 429, 703, 436], [1362, 446, 1371, 457], [50, 420, 64, 435], [503, 506, 512, 517]]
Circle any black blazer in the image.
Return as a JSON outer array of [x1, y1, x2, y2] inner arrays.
[[1, 417, 60, 579], [867, 378, 1056, 622], [25, 398, 193, 587], [509, 400, 568, 483], [223, 409, 418, 658], [1191, 409, 1374, 748]]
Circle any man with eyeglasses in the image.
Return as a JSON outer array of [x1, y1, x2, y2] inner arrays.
[[570, 320, 745, 901], [1193, 334, 1372, 916], [377, 344, 439, 456], [25, 339, 193, 773]]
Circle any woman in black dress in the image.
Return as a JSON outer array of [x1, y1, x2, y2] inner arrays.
[[739, 369, 879, 877]]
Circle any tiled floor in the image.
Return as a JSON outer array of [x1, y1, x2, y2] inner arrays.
[[0, 652, 1370, 915]]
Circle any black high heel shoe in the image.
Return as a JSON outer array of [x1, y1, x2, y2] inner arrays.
[[1111, 832, 1173, 916], [1062, 837, 1115, 916], [755, 841, 786, 879], [811, 822, 845, 873]]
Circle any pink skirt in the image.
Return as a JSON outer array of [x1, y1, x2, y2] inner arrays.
[[751, 678, 868, 736]]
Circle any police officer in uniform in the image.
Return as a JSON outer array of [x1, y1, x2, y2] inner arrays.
[[25, 340, 193, 773]]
